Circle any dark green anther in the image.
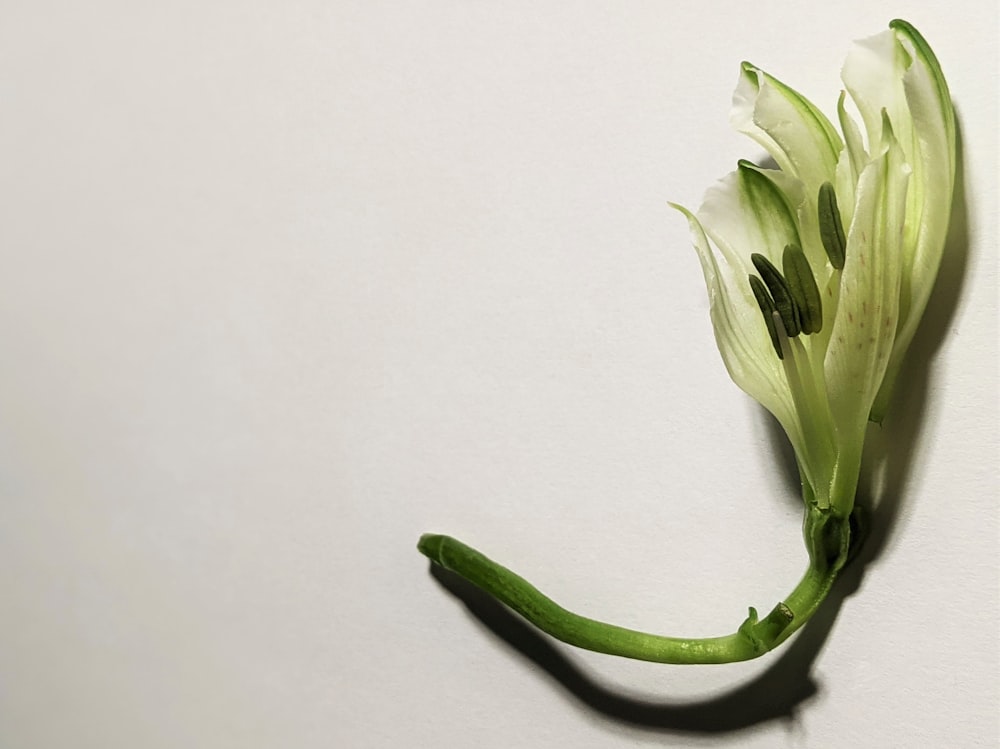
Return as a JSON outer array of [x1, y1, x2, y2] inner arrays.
[[782, 244, 823, 335], [748, 274, 783, 359], [751, 253, 801, 337], [818, 182, 846, 270]]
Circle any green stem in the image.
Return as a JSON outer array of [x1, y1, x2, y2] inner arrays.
[[418, 532, 841, 665]]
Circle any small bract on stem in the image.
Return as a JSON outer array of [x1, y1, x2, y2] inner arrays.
[[417, 20, 955, 668]]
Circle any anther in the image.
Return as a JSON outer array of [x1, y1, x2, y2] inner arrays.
[[749, 274, 784, 359], [818, 182, 846, 270], [751, 253, 801, 337], [782, 244, 823, 335]]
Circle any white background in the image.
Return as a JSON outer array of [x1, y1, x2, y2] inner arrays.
[[1, 2, 996, 747]]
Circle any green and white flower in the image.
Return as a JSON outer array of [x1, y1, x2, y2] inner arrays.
[[418, 21, 957, 667], [674, 19, 955, 516]]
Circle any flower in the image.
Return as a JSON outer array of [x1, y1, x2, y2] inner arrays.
[[673, 20, 955, 514]]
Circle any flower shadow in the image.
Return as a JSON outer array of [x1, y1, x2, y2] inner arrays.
[[426, 118, 967, 734]]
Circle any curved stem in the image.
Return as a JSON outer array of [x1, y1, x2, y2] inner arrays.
[[418, 533, 840, 665]]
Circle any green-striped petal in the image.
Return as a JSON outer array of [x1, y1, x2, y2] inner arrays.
[[869, 20, 957, 420], [731, 62, 843, 198], [671, 203, 806, 459], [824, 127, 909, 445]]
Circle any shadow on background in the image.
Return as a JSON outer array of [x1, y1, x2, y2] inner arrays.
[[431, 562, 837, 732], [426, 121, 968, 734]]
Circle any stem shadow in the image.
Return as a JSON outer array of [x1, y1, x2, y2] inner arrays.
[[430, 562, 838, 733], [426, 119, 967, 734]]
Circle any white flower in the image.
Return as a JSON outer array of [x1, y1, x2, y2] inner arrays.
[[673, 20, 955, 513]]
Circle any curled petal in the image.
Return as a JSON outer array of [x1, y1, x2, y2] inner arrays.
[[869, 20, 957, 420], [841, 30, 912, 155], [731, 63, 843, 198]]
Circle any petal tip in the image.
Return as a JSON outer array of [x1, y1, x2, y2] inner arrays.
[[667, 201, 693, 219]]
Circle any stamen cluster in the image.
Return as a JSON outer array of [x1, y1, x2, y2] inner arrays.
[[748, 181, 847, 359]]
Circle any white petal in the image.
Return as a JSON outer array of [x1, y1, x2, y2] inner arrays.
[[835, 91, 867, 228], [698, 162, 801, 271], [841, 30, 912, 157], [870, 20, 958, 420], [731, 63, 843, 198], [824, 132, 910, 442], [671, 204, 805, 456]]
